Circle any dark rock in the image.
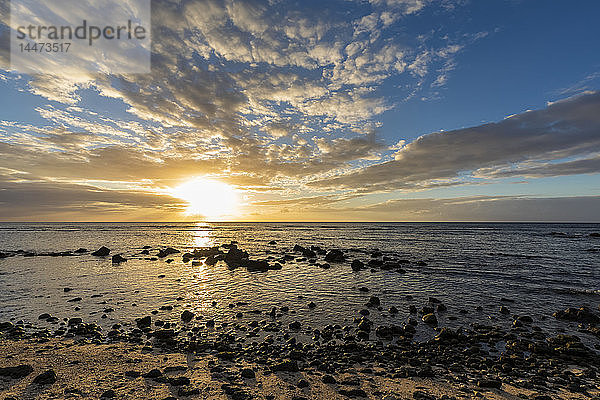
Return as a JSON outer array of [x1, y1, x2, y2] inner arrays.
[[338, 388, 367, 397], [33, 369, 57, 385], [272, 360, 299, 372], [100, 389, 116, 398], [477, 379, 502, 389], [0, 364, 34, 378], [289, 321, 301, 330], [68, 317, 82, 326], [67, 297, 82, 302], [554, 307, 599, 324], [136, 316, 152, 328], [366, 296, 380, 307], [111, 254, 127, 263], [241, 368, 255, 379], [413, 391, 436, 400], [308, 301, 316, 309], [124, 370, 141, 378], [268, 240, 277, 245], [351, 260, 365, 271], [178, 387, 201, 396], [375, 325, 393, 338], [38, 313, 51, 320], [224, 246, 249, 267], [422, 313, 437, 325], [240, 258, 274, 271], [389, 306, 398, 314], [74, 248, 88, 253], [157, 247, 180, 258], [153, 329, 177, 341], [92, 246, 111, 256], [325, 249, 345, 263], [322, 374, 336, 384], [168, 376, 190, 386], [181, 310, 194, 322], [297, 379, 309, 388], [143, 369, 162, 379], [358, 287, 369, 292], [499, 306, 510, 315], [357, 317, 372, 332]]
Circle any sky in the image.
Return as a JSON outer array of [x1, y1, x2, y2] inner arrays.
[[0, 0, 599, 222]]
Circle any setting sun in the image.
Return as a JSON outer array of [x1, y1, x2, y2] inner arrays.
[[171, 178, 238, 219]]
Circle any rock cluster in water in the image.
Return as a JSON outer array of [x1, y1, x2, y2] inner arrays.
[[1, 238, 600, 399]]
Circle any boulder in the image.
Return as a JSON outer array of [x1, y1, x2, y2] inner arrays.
[[224, 246, 249, 267], [136, 316, 152, 329], [422, 313, 438, 325], [554, 307, 599, 324], [181, 310, 194, 322], [325, 249, 345, 263], [33, 370, 57, 385], [366, 296, 380, 307], [351, 260, 364, 271], [157, 247, 180, 258], [0, 364, 34, 378], [111, 254, 127, 263], [91, 246, 110, 256]]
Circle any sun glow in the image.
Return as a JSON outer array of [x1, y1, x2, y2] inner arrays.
[[171, 178, 238, 219]]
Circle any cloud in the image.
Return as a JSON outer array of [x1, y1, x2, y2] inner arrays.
[[338, 195, 600, 222], [308, 91, 600, 191], [0, 175, 185, 221]]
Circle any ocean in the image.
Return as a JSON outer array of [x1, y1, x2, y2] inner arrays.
[[1, 222, 599, 344]]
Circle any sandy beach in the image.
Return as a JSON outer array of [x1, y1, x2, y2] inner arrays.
[[1, 337, 596, 400]]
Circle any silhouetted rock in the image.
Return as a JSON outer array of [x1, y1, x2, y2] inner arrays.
[[325, 249, 345, 262], [554, 307, 599, 324], [33, 369, 57, 385], [136, 316, 152, 328], [111, 254, 127, 263], [422, 313, 437, 325], [0, 364, 33, 378], [181, 310, 194, 322], [92, 246, 110, 256], [157, 247, 180, 258]]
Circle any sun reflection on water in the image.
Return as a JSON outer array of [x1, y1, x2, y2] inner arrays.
[[192, 223, 214, 248]]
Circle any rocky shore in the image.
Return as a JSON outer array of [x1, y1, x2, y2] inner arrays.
[[1, 241, 600, 399]]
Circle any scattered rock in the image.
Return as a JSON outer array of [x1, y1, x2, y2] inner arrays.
[[271, 360, 299, 372], [366, 296, 380, 307], [111, 254, 127, 263], [181, 310, 194, 322], [136, 316, 152, 329], [554, 307, 599, 324], [100, 389, 116, 398], [325, 249, 345, 263], [477, 379, 502, 389], [351, 260, 365, 271], [422, 313, 438, 325], [240, 368, 255, 379], [157, 247, 180, 258], [33, 369, 57, 385], [289, 321, 301, 330], [0, 364, 34, 379], [91, 246, 111, 256]]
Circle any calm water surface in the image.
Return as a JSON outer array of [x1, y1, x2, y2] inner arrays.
[[0, 223, 599, 342]]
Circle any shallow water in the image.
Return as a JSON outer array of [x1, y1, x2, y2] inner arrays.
[[1, 222, 599, 342]]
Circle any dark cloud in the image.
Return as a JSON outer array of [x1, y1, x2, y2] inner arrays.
[[0, 177, 184, 221], [309, 92, 600, 191]]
